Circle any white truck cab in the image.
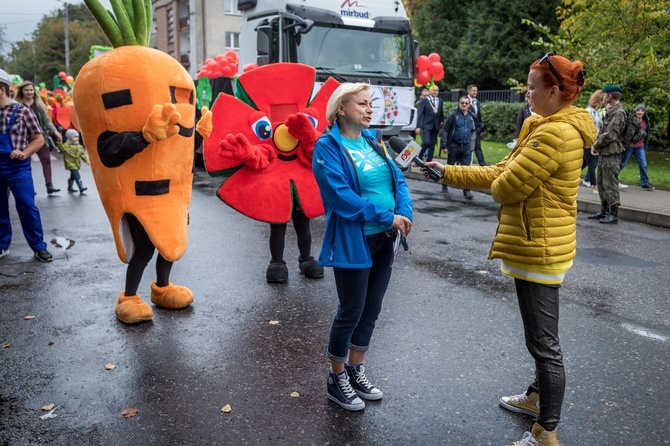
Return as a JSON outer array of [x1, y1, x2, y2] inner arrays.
[[237, 0, 418, 141]]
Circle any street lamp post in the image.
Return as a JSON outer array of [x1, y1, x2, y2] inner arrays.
[[56, 0, 70, 72]]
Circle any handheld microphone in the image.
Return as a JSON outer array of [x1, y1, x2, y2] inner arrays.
[[388, 136, 443, 183]]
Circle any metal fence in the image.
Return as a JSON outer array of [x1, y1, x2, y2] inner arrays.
[[439, 89, 525, 104]]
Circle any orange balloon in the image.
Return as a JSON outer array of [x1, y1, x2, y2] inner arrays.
[[57, 102, 72, 129]]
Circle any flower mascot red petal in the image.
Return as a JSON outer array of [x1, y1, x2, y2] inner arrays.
[[204, 63, 338, 282], [73, 0, 212, 324]]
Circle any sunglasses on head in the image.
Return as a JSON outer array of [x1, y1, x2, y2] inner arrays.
[[539, 52, 564, 91]]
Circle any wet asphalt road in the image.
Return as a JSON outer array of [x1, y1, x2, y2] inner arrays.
[[1, 160, 669, 445]]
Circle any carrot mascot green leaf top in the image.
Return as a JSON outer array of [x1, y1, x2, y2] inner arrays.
[[84, 0, 152, 47]]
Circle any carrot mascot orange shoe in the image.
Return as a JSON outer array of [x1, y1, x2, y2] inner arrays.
[[150, 282, 194, 309], [114, 293, 154, 324]]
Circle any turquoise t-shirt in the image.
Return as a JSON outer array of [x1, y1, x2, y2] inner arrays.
[[341, 136, 395, 235]]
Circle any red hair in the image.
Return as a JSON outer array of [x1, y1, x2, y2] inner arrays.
[[530, 54, 585, 103]]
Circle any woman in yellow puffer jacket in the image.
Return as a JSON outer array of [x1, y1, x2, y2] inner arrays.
[[425, 54, 596, 446]]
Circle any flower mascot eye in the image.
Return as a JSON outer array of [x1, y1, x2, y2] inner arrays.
[[74, 0, 213, 323], [204, 63, 338, 282]]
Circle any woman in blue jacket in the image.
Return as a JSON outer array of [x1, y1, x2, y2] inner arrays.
[[312, 83, 413, 411]]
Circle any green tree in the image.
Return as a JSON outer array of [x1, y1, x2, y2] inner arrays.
[[528, 0, 670, 143], [410, 0, 561, 90], [5, 3, 108, 84]]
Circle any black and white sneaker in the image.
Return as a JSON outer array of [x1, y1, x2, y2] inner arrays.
[[345, 363, 383, 401], [0, 248, 8, 258], [34, 249, 53, 262], [327, 370, 365, 411]]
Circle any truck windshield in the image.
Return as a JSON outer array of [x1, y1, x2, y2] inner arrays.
[[294, 25, 412, 79]]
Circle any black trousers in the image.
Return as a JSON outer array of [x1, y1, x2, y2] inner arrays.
[[515, 278, 565, 432]]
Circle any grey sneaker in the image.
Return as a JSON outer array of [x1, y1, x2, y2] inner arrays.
[[0, 248, 8, 258], [345, 363, 383, 401], [327, 370, 365, 411], [499, 390, 540, 416]]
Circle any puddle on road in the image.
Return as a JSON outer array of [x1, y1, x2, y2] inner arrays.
[[576, 248, 658, 267]]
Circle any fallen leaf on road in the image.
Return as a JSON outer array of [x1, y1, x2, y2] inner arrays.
[[269, 320, 279, 325], [2, 343, 10, 348], [221, 404, 232, 413], [121, 407, 138, 418], [290, 392, 300, 398], [24, 315, 36, 320], [104, 363, 116, 370], [48, 341, 54, 346], [41, 403, 55, 411]]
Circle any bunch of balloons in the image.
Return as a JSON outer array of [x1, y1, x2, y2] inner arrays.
[[414, 53, 444, 88], [197, 50, 240, 79], [53, 71, 74, 90]]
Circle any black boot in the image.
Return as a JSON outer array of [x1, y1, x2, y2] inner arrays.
[[46, 183, 60, 194], [299, 255, 324, 279], [77, 180, 87, 193], [600, 205, 618, 224], [588, 203, 609, 219], [67, 179, 75, 192], [266, 260, 288, 283]]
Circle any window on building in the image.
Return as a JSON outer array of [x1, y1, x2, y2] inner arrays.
[[224, 0, 242, 15], [226, 32, 240, 50]]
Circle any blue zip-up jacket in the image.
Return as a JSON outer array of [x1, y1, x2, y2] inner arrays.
[[312, 123, 413, 268]]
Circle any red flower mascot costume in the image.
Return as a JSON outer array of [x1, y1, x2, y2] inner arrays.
[[204, 63, 338, 282], [74, 0, 212, 324]]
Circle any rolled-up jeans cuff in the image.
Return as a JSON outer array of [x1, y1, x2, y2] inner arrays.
[[327, 350, 348, 363], [349, 343, 369, 353]]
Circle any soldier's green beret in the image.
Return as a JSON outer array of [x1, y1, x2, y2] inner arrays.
[[602, 84, 622, 93]]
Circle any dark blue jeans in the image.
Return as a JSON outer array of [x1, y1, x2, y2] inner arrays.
[[0, 158, 47, 251], [515, 278, 565, 432], [327, 231, 394, 362]]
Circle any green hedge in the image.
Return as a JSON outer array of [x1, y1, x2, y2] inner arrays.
[[442, 101, 522, 143], [447, 101, 668, 146]]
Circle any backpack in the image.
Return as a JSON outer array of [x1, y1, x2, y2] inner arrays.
[[620, 111, 646, 148]]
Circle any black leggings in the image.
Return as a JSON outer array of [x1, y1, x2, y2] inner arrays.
[[515, 278, 565, 432], [269, 208, 312, 263], [124, 213, 172, 296]]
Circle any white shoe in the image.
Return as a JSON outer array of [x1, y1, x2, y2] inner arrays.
[[0, 248, 8, 258], [618, 183, 628, 189], [581, 179, 591, 187]]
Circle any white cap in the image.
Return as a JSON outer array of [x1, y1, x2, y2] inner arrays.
[[0, 69, 10, 87], [65, 129, 79, 140]]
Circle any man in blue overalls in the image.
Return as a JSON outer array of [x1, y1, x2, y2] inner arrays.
[[0, 69, 53, 261]]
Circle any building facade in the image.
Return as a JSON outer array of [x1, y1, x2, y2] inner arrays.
[[153, 0, 243, 79]]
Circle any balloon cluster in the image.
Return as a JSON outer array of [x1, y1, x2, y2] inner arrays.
[[197, 50, 240, 79], [58, 71, 75, 85], [414, 53, 444, 88]]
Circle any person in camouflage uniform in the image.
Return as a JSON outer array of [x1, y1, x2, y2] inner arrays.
[[588, 84, 626, 224]]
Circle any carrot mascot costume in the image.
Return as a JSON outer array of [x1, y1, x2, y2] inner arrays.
[[74, 0, 212, 323]]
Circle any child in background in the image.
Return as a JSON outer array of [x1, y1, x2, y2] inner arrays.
[[58, 129, 89, 193]]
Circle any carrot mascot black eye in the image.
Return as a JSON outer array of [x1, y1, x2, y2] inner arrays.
[[74, 0, 212, 324]]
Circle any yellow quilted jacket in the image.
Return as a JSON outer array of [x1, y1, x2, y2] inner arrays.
[[444, 105, 596, 265]]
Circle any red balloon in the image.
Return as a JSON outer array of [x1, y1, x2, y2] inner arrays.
[[416, 70, 431, 86], [428, 52, 441, 63], [416, 55, 430, 71], [58, 71, 67, 79], [215, 54, 226, 63], [225, 49, 238, 61], [433, 68, 445, 82], [221, 66, 234, 77], [428, 61, 443, 76], [243, 63, 259, 72]]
